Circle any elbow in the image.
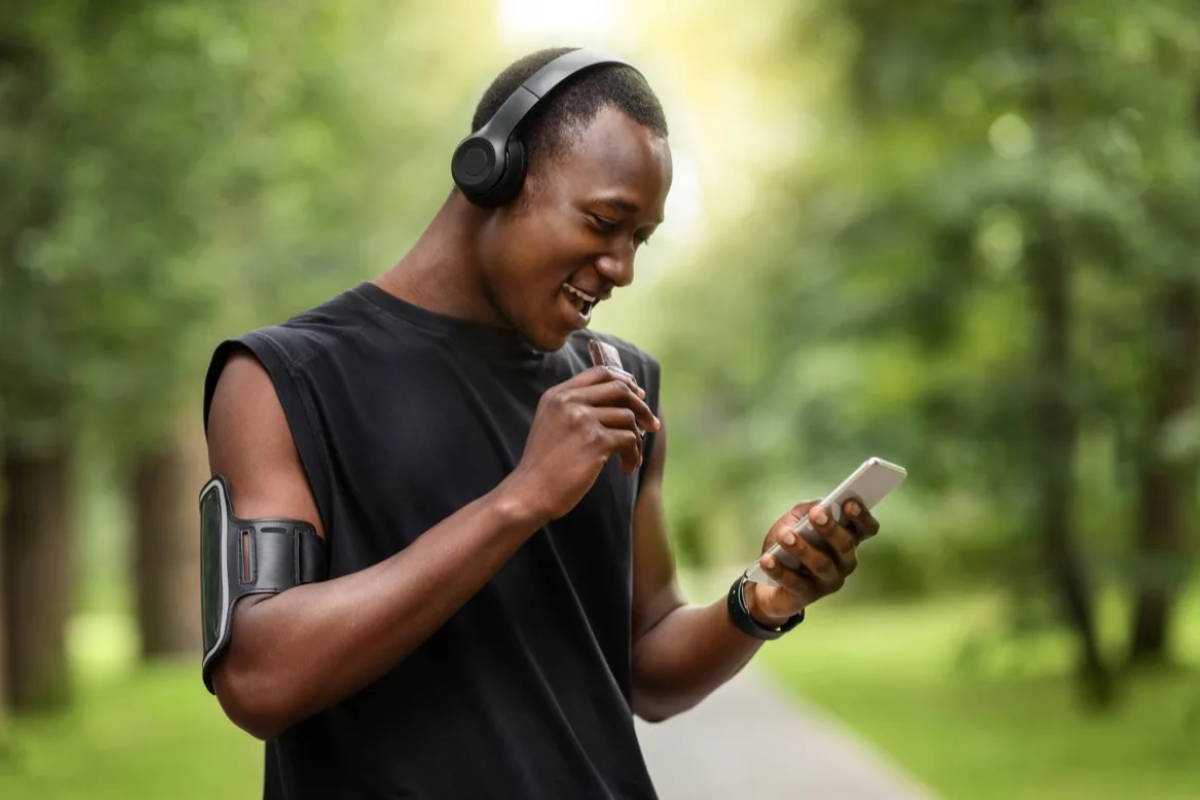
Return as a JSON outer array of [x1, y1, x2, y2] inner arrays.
[[212, 657, 293, 741], [633, 705, 673, 724], [631, 685, 696, 724]]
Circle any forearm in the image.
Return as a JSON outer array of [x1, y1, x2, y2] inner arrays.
[[214, 482, 541, 739], [630, 590, 768, 722]]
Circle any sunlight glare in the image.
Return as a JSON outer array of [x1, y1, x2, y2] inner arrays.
[[497, 0, 617, 42]]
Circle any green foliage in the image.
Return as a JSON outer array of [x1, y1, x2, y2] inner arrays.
[[1, 0, 496, 460], [762, 587, 1200, 799], [644, 0, 1200, 616]]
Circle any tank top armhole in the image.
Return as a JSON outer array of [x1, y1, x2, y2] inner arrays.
[[202, 331, 335, 536], [635, 352, 662, 498]]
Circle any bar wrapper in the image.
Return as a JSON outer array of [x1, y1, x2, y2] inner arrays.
[[588, 338, 645, 440], [587, 338, 626, 373]]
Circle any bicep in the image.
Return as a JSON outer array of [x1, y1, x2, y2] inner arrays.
[[205, 346, 328, 725], [631, 409, 684, 644], [206, 346, 325, 538]]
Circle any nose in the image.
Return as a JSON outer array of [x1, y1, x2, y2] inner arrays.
[[595, 240, 636, 288]]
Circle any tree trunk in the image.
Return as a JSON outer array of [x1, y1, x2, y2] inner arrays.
[[1027, 230, 1113, 706], [1129, 279, 1200, 665], [2, 446, 74, 711], [130, 420, 207, 659], [0, 444, 7, 722], [1019, 0, 1113, 706]]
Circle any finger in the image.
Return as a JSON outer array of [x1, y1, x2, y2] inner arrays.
[[596, 365, 646, 399], [778, 524, 843, 593], [605, 427, 643, 474], [594, 406, 645, 439], [761, 499, 818, 557], [807, 505, 859, 577], [781, 499, 819, 528], [793, 505, 840, 564], [561, 365, 647, 397], [842, 497, 881, 541], [594, 407, 644, 464], [570, 380, 660, 433], [757, 551, 816, 600]]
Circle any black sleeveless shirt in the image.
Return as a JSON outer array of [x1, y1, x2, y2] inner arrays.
[[202, 282, 661, 800]]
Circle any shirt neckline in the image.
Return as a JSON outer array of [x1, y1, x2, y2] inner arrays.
[[352, 280, 548, 365]]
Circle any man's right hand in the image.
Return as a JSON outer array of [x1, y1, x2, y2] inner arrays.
[[504, 365, 661, 525]]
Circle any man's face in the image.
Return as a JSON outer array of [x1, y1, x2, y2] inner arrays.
[[476, 104, 672, 352]]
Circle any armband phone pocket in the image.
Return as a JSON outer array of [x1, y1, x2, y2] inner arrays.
[[199, 475, 327, 693]]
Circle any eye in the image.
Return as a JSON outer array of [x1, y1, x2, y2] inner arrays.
[[589, 214, 618, 234]]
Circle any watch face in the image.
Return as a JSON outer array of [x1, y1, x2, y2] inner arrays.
[[199, 479, 227, 658]]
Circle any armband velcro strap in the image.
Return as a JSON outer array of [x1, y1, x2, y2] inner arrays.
[[242, 520, 325, 591], [199, 475, 328, 693]]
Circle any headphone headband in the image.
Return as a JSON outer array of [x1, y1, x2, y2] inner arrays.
[[451, 48, 639, 207]]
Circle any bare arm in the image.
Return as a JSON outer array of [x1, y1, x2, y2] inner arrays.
[[629, 408, 877, 722], [206, 350, 542, 739], [206, 349, 659, 740], [629, 411, 765, 722]]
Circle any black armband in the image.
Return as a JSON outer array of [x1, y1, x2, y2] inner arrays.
[[199, 475, 327, 693]]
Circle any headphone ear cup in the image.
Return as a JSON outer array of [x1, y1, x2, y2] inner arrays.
[[451, 135, 502, 206], [483, 138, 527, 208]]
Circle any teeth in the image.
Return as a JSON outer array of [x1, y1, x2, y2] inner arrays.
[[562, 283, 597, 304]]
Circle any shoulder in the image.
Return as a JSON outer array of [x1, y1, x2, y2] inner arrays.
[[201, 288, 369, 431], [253, 288, 376, 366]]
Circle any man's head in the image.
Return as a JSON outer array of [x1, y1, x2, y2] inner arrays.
[[460, 47, 672, 352]]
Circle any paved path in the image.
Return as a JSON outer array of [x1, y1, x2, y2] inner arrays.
[[634, 667, 937, 799]]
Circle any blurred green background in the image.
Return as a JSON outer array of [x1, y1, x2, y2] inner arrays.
[[3, 0, 1199, 797]]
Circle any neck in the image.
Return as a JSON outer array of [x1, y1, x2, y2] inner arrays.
[[373, 191, 505, 326]]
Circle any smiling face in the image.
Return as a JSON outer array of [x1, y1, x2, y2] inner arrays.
[[474, 104, 672, 351]]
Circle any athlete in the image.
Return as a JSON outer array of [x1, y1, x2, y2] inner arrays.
[[201, 47, 881, 799]]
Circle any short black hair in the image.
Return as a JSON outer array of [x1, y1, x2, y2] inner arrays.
[[470, 47, 668, 175]]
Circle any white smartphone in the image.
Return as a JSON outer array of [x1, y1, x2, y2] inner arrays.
[[744, 457, 908, 588]]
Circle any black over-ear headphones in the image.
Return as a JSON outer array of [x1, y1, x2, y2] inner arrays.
[[451, 48, 637, 208]]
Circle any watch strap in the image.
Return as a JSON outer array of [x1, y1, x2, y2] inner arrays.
[[727, 574, 804, 640]]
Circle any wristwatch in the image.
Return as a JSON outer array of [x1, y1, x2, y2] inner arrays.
[[727, 573, 805, 640]]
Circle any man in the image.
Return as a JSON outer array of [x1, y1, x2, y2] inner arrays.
[[202, 47, 880, 799]]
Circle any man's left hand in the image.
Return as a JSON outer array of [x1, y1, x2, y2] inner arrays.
[[745, 499, 881, 626]]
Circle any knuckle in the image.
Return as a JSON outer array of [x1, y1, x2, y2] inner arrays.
[[810, 550, 833, 574]]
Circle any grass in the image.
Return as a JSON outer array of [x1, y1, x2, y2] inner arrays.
[[0, 615, 261, 799], [757, 587, 1200, 800]]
